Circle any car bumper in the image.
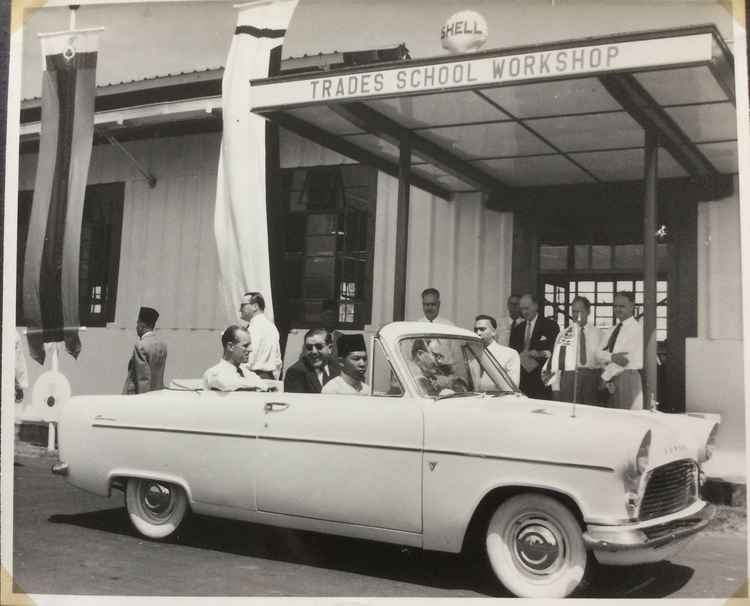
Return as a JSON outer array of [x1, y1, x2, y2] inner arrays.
[[583, 501, 715, 566]]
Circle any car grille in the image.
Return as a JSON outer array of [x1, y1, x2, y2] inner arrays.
[[639, 459, 698, 521]]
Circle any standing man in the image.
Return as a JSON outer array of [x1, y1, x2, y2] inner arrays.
[[203, 325, 266, 391], [473, 314, 520, 385], [597, 291, 644, 410], [497, 294, 523, 346], [320, 299, 343, 359], [546, 296, 604, 405], [509, 294, 559, 399], [322, 334, 369, 395], [123, 306, 168, 394], [240, 291, 282, 380], [284, 328, 340, 393], [417, 288, 455, 325]]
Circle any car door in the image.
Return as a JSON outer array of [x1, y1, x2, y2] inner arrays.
[[256, 340, 423, 533]]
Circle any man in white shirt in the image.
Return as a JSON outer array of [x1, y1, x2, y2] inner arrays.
[[473, 314, 520, 386], [417, 288, 455, 325], [596, 291, 643, 410], [203, 325, 266, 391], [322, 334, 370, 395], [497, 294, 523, 347], [546, 296, 604, 405], [240, 292, 282, 380]]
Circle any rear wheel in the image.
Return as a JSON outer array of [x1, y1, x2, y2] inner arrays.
[[485, 493, 589, 598], [125, 478, 189, 540]]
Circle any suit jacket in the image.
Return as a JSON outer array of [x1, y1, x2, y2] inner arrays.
[[283, 358, 339, 394], [123, 332, 168, 394], [509, 316, 559, 399]]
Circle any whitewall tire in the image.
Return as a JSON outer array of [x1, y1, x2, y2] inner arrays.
[[485, 493, 589, 598], [125, 478, 189, 540]]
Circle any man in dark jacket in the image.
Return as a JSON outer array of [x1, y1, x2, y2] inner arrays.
[[283, 328, 339, 393], [123, 306, 168, 394], [510, 294, 559, 399]]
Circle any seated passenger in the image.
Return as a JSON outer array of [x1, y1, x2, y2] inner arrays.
[[410, 338, 468, 396], [203, 325, 267, 392], [284, 328, 339, 393], [321, 334, 369, 395]]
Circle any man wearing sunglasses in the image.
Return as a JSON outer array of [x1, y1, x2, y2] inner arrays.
[[283, 328, 339, 393]]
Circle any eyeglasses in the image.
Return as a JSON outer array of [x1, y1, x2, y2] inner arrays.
[[305, 343, 326, 351]]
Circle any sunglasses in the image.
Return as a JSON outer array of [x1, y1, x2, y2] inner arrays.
[[305, 343, 327, 351]]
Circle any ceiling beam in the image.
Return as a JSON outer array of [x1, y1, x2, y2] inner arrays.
[[268, 111, 453, 201], [599, 73, 718, 178], [327, 101, 516, 199]]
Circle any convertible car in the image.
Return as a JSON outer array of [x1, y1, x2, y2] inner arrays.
[[51, 322, 717, 598]]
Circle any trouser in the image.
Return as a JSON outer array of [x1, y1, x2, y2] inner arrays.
[[609, 369, 643, 410], [556, 368, 603, 405], [254, 370, 275, 380]]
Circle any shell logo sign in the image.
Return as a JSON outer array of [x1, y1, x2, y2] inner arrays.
[[441, 10, 488, 54]]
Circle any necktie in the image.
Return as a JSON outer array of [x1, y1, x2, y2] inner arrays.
[[604, 322, 622, 353], [524, 321, 532, 351], [236, 365, 244, 377], [579, 327, 587, 366]]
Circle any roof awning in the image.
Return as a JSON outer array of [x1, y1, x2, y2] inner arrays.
[[250, 25, 736, 200]]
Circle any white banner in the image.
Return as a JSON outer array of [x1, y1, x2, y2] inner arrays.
[[215, 0, 298, 323], [250, 32, 713, 110]]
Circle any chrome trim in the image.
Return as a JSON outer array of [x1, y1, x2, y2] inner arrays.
[[92, 421, 257, 439], [51, 461, 69, 476], [260, 434, 422, 453], [425, 448, 615, 472], [583, 503, 715, 552]]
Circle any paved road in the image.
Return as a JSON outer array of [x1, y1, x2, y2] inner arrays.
[[9, 454, 748, 599]]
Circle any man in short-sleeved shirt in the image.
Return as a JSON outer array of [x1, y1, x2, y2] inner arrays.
[[203, 325, 266, 392]]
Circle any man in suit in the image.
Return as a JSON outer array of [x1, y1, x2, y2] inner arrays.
[[123, 306, 168, 394], [510, 294, 559, 399], [284, 328, 339, 393]]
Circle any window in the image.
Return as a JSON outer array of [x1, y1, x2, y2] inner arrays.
[[17, 183, 124, 327], [371, 339, 403, 397], [281, 165, 376, 329]]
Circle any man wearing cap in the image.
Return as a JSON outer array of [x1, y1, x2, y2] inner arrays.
[[123, 306, 168, 394], [284, 328, 340, 393], [240, 292, 282, 380], [203, 325, 267, 391], [321, 334, 369, 395]]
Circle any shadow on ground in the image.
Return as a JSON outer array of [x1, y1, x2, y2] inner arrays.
[[48, 507, 694, 597]]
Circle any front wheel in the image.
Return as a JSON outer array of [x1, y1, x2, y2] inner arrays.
[[485, 493, 589, 598], [125, 478, 189, 540]]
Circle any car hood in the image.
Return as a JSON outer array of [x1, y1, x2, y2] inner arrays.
[[424, 393, 717, 474]]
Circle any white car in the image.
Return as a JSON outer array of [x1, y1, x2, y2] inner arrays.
[[52, 322, 717, 598]]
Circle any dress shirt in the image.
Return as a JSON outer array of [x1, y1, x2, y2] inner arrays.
[[417, 315, 455, 326], [523, 315, 538, 351], [487, 340, 521, 385], [577, 323, 604, 369], [203, 358, 264, 391], [321, 375, 370, 395], [315, 365, 333, 387], [247, 313, 282, 378], [596, 316, 643, 370]]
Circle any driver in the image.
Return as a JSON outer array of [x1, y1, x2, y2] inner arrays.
[[410, 338, 467, 396], [203, 325, 268, 391]]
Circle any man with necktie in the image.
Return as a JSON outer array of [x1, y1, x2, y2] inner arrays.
[[203, 325, 267, 391], [417, 288, 455, 325], [284, 328, 340, 393], [546, 296, 604, 405], [509, 293, 559, 399], [596, 291, 644, 409]]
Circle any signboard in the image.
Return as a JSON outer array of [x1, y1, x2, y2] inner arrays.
[[250, 33, 713, 110], [441, 10, 488, 54]]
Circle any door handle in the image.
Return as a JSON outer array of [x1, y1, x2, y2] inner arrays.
[[264, 401, 290, 413]]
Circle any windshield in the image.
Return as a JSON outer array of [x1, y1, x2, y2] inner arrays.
[[399, 336, 516, 398]]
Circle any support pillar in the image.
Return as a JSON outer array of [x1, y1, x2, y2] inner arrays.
[[393, 131, 411, 321], [643, 130, 658, 409]]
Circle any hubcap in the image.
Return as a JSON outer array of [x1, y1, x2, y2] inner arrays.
[[141, 482, 174, 519], [509, 515, 566, 577]]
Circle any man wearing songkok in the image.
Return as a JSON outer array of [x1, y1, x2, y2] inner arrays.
[[203, 325, 267, 392], [473, 314, 520, 386], [240, 291, 282, 380], [321, 334, 369, 395], [544, 296, 603, 405], [123, 306, 168, 394], [509, 294, 559, 399], [284, 328, 340, 393], [417, 288, 455, 325], [596, 291, 644, 410]]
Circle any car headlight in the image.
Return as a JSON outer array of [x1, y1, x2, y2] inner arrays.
[[636, 430, 652, 475], [702, 423, 719, 463]]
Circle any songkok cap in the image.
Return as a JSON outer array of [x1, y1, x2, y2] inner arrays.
[[138, 306, 159, 326], [337, 334, 366, 358]]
